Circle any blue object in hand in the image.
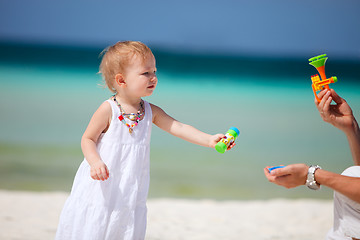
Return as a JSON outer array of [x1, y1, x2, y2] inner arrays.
[[268, 166, 286, 172]]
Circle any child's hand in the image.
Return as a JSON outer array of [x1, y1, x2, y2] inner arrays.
[[209, 134, 236, 150], [90, 160, 110, 181]]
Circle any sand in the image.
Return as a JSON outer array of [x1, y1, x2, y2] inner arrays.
[[0, 190, 333, 240]]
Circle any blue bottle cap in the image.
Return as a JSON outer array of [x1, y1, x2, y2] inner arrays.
[[229, 127, 240, 136]]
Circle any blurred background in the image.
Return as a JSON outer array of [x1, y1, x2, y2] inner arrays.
[[0, 0, 359, 200]]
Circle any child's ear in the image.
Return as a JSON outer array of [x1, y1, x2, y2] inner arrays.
[[115, 74, 126, 87]]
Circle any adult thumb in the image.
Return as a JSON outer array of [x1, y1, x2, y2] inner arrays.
[[330, 89, 343, 104]]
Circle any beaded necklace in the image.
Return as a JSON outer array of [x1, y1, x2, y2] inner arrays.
[[113, 96, 144, 134]]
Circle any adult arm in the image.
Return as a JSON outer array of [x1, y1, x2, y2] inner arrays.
[[315, 168, 360, 203], [264, 164, 360, 203], [316, 89, 360, 165]]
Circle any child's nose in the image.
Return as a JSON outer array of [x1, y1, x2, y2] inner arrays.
[[150, 74, 157, 82]]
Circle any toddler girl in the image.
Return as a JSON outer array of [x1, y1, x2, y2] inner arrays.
[[55, 41, 230, 240]]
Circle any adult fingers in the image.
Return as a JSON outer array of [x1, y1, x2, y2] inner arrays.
[[319, 91, 333, 123], [317, 89, 328, 101], [315, 90, 327, 106], [330, 89, 343, 104], [318, 90, 331, 115], [263, 167, 275, 181], [322, 95, 333, 117], [315, 90, 324, 111], [270, 166, 291, 177]]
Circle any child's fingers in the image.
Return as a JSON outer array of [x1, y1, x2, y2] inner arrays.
[[98, 167, 109, 181], [90, 168, 98, 180], [89, 162, 110, 181], [218, 134, 225, 140], [227, 142, 236, 150], [101, 167, 109, 180], [96, 169, 104, 181], [91, 172, 100, 180], [91, 168, 105, 181], [105, 166, 110, 178]]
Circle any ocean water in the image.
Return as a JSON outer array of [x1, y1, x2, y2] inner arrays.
[[1, 43, 360, 200]]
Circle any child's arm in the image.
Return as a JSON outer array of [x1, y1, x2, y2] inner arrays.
[[81, 102, 111, 181], [151, 103, 226, 148]]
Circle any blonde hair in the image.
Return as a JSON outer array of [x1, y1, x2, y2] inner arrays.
[[99, 41, 153, 93]]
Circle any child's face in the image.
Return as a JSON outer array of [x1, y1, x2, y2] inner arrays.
[[123, 53, 157, 98]]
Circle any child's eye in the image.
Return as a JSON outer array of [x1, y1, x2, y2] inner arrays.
[[142, 70, 156, 76]]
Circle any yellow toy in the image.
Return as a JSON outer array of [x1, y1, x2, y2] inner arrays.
[[309, 54, 338, 102]]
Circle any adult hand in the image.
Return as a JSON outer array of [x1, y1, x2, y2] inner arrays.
[[264, 164, 308, 189], [316, 89, 354, 133]]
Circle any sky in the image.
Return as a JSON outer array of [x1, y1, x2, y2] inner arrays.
[[0, 0, 360, 59]]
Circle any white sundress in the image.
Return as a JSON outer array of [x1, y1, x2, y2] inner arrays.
[[326, 166, 360, 240], [55, 99, 152, 240]]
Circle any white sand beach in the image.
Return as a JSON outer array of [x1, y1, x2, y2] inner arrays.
[[0, 190, 333, 240]]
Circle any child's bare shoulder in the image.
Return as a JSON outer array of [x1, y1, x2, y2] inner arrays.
[[96, 100, 112, 115], [149, 103, 163, 122], [90, 100, 112, 124], [149, 103, 166, 116], [149, 102, 160, 111]]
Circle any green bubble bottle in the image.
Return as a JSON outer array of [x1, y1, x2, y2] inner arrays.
[[215, 127, 240, 153]]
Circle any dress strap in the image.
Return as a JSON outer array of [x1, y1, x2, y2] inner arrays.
[[142, 100, 152, 123], [106, 99, 120, 121]]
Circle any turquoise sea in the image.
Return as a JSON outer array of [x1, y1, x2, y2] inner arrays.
[[1, 43, 359, 200]]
